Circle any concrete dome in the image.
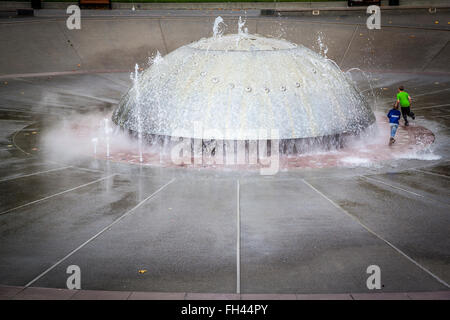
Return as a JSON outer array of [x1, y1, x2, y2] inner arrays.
[[112, 33, 375, 141]]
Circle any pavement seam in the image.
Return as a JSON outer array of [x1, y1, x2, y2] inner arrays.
[[361, 175, 424, 198], [11, 121, 39, 156], [158, 18, 169, 55], [23, 177, 176, 288], [361, 175, 450, 206], [125, 291, 133, 300], [413, 87, 450, 98], [0, 174, 116, 216], [56, 20, 84, 69], [421, 40, 449, 71], [412, 168, 450, 179], [340, 24, 358, 67], [301, 178, 450, 290], [0, 106, 52, 115], [0, 165, 73, 183]]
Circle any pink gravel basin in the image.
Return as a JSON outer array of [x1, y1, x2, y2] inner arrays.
[[24, 113, 434, 171], [71, 114, 435, 170]]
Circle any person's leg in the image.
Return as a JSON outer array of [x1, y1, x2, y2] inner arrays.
[[401, 107, 409, 125], [405, 107, 415, 121], [389, 124, 397, 144], [391, 124, 398, 137]]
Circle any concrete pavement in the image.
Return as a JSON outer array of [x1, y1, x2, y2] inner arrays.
[[0, 11, 449, 298]]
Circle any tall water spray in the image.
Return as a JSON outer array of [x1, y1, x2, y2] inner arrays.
[[213, 16, 226, 38], [92, 137, 98, 156], [132, 63, 143, 163], [104, 118, 110, 157]]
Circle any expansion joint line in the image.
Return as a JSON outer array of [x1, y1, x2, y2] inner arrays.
[[301, 178, 450, 289], [412, 169, 450, 179], [361, 175, 450, 206], [24, 178, 176, 288], [340, 25, 358, 67], [361, 175, 424, 198], [0, 166, 73, 183], [0, 174, 116, 217]]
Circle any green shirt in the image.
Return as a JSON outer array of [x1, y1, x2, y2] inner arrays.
[[397, 91, 410, 107]]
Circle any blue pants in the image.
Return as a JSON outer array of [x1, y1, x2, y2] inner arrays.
[[390, 123, 398, 138]]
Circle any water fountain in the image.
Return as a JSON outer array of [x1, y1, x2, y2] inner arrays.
[[112, 20, 376, 160], [32, 18, 437, 170]]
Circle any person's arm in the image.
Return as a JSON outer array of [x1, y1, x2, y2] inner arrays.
[[408, 95, 412, 106]]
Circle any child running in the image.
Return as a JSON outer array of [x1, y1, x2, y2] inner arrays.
[[395, 86, 415, 126], [387, 104, 401, 145]]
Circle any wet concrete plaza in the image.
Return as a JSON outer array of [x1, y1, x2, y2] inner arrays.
[[0, 9, 449, 297]]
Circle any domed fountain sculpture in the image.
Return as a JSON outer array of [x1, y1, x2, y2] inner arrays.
[[112, 32, 375, 154]]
